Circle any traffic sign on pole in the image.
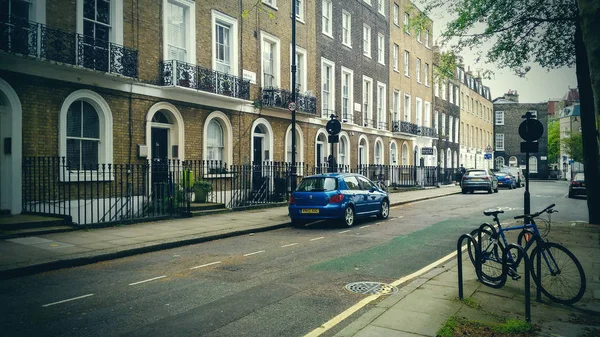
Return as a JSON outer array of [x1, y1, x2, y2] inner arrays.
[[288, 102, 296, 111]]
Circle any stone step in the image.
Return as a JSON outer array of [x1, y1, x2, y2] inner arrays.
[[0, 225, 76, 240], [0, 214, 68, 231]]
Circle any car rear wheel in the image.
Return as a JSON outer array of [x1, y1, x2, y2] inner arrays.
[[568, 191, 574, 198], [341, 206, 355, 227], [377, 199, 389, 219], [494, 186, 499, 193], [488, 185, 493, 194]]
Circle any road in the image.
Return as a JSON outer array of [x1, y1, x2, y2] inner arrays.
[[0, 181, 587, 337]]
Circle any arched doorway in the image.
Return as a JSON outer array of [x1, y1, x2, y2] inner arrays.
[[0, 78, 22, 214]]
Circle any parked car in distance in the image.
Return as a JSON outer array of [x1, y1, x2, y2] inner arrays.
[[568, 173, 586, 198], [500, 167, 525, 187], [461, 169, 499, 194], [288, 173, 390, 228], [494, 172, 517, 189]]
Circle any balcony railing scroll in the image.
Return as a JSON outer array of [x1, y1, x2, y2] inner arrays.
[[160, 60, 250, 100], [260, 87, 317, 114], [1, 16, 138, 78], [392, 121, 418, 135]]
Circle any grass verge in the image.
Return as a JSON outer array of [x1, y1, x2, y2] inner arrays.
[[437, 316, 537, 337]]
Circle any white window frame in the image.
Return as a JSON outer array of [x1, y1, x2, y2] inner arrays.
[[295, 0, 304, 22], [260, 31, 281, 88], [448, 83, 454, 104], [403, 50, 409, 76], [416, 58, 421, 83], [393, 44, 399, 71], [377, 33, 385, 64], [415, 97, 422, 127], [434, 78, 439, 97], [433, 111, 439, 133], [495, 133, 505, 151], [290, 45, 308, 93], [161, 0, 195, 63], [448, 116, 453, 141], [341, 10, 352, 48], [441, 112, 446, 136], [321, 57, 335, 118], [403, 93, 411, 122], [455, 118, 459, 143], [377, 82, 386, 129], [322, 0, 333, 38], [424, 101, 431, 128], [374, 139, 384, 165], [425, 29, 430, 47], [204, 111, 232, 165], [377, 0, 385, 16], [285, 125, 305, 170], [341, 67, 354, 123], [529, 156, 538, 173], [495, 111, 505, 125], [392, 90, 400, 122], [403, 12, 410, 33], [262, 0, 277, 10], [416, 29, 421, 43], [441, 80, 446, 100], [424, 63, 429, 86], [363, 24, 371, 58], [393, 4, 399, 26], [77, 0, 123, 45], [363, 76, 374, 127], [212, 10, 238, 76]]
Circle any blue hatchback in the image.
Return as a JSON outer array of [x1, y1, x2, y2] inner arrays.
[[288, 173, 390, 227]]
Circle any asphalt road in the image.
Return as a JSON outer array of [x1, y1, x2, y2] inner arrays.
[[0, 181, 587, 337]]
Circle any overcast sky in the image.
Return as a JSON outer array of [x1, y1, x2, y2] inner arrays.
[[424, 3, 578, 103]]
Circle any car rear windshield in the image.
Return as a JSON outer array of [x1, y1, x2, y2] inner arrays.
[[574, 173, 585, 181], [495, 173, 507, 177], [466, 170, 487, 177], [296, 177, 338, 192]]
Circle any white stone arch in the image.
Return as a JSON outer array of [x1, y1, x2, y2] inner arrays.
[[250, 118, 274, 163], [374, 137, 384, 165], [314, 128, 330, 166], [389, 140, 398, 165], [338, 131, 351, 167], [146, 102, 185, 161], [414, 144, 421, 165], [509, 156, 518, 167], [285, 124, 305, 164], [203, 110, 233, 164], [529, 156, 538, 173], [0, 77, 23, 214], [357, 134, 370, 165], [401, 142, 409, 165], [495, 156, 505, 169], [446, 148, 451, 168]]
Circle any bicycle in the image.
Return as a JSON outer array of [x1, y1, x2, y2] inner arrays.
[[467, 204, 586, 305]]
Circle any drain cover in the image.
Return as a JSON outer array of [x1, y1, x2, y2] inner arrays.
[[345, 282, 398, 295]]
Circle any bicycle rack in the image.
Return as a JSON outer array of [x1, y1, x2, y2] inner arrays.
[[457, 223, 540, 323]]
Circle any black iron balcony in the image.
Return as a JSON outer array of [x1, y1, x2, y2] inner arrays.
[[419, 126, 438, 138], [160, 60, 250, 100], [260, 87, 317, 114], [0, 16, 138, 78], [392, 121, 418, 135]]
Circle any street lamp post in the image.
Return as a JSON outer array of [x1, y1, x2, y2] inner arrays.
[[290, 0, 298, 191]]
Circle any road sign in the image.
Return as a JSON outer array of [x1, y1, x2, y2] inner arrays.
[[521, 141, 539, 153], [326, 118, 341, 135], [288, 102, 296, 111], [485, 145, 493, 153], [518, 119, 544, 142], [421, 147, 434, 155], [484, 153, 492, 160]]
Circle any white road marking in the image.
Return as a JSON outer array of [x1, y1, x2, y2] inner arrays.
[[129, 275, 167, 286], [190, 261, 221, 270], [338, 230, 351, 234], [243, 250, 265, 256], [42, 294, 94, 307], [397, 215, 404, 219], [359, 225, 370, 229], [281, 243, 298, 248], [310, 237, 325, 241], [303, 245, 468, 337]]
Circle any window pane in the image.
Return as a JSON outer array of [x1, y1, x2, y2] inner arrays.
[[97, 0, 110, 24], [67, 102, 82, 137], [67, 139, 81, 167], [82, 140, 99, 166], [82, 101, 100, 138], [84, 0, 95, 20]]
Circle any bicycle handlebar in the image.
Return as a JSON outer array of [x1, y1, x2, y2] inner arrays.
[[513, 204, 556, 220]]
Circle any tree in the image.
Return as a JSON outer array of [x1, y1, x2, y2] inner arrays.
[[422, 0, 600, 224], [562, 133, 584, 163], [547, 120, 561, 165]]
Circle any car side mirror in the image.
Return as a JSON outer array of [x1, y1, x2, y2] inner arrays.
[[369, 187, 377, 193]]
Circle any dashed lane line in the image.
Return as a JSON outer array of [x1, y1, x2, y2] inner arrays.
[[359, 225, 370, 229], [190, 261, 222, 270], [129, 276, 167, 286], [338, 230, 351, 234], [281, 243, 299, 248], [42, 294, 94, 307], [310, 237, 325, 241], [243, 250, 266, 257]]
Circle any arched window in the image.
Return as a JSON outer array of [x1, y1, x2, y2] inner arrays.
[[285, 125, 304, 165], [495, 156, 505, 170], [446, 148, 451, 169], [390, 142, 398, 165], [338, 133, 350, 167], [402, 143, 409, 165], [315, 130, 329, 166], [358, 136, 369, 166], [529, 156, 538, 173], [374, 140, 383, 165], [66, 100, 100, 167], [207, 120, 224, 161], [439, 148, 444, 168], [509, 156, 518, 167], [453, 150, 458, 168]]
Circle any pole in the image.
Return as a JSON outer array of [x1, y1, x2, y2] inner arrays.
[[524, 113, 531, 220], [290, 0, 298, 191]]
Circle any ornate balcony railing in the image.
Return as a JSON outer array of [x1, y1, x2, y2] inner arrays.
[[0, 16, 138, 78], [260, 87, 317, 114], [392, 121, 418, 135], [160, 60, 250, 100], [420, 126, 438, 138]]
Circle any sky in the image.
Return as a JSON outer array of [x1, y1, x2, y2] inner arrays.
[[424, 2, 578, 103]]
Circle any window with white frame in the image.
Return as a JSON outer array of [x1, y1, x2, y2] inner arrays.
[[377, 33, 385, 64], [529, 156, 538, 173], [322, 0, 332, 37], [448, 83, 454, 104], [321, 58, 335, 117], [164, 0, 195, 63], [342, 11, 351, 47], [425, 29, 430, 47], [393, 44, 399, 71], [207, 119, 224, 161], [212, 11, 238, 76], [434, 78, 439, 97], [433, 111, 438, 133], [261, 32, 280, 88], [377, 0, 384, 15], [495, 111, 504, 125], [66, 100, 100, 167], [455, 119, 459, 142], [363, 0, 372, 5], [339, 136, 348, 166], [416, 58, 421, 82], [448, 116, 453, 141], [403, 12, 409, 33], [416, 29, 421, 43], [495, 133, 504, 151], [424, 63, 429, 86], [363, 24, 371, 57], [424, 101, 430, 128], [415, 97, 422, 126], [441, 80, 446, 100], [375, 141, 383, 164], [403, 50, 409, 76], [341, 67, 353, 123], [295, 0, 304, 21], [262, 0, 276, 8], [441, 112, 446, 136], [403, 94, 411, 122], [377, 82, 386, 129], [393, 3, 399, 25], [393, 90, 400, 122], [291, 45, 307, 93], [363, 76, 373, 126]]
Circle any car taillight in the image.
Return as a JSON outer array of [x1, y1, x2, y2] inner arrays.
[[328, 194, 344, 204], [572, 181, 580, 186], [462, 176, 469, 180], [289, 195, 296, 205], [483, 176, 490, 180]]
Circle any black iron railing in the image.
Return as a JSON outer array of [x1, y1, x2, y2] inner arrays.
[[160, 60, 250, 100], [260, 87, 317, 114], [321, 109, 336, 119], [0, 17, 138, 78], [363, 117, 374, 128], [392, 121, 418, 135], [420, 126, 438, 138]]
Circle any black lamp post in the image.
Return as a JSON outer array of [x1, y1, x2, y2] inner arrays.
[[290, 0, 298, 191]]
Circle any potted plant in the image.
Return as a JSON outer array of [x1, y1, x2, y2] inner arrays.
[[193, 180, 212, 203]]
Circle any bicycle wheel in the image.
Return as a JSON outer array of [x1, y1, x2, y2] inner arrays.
[[530, 242, 586, 305], [467, 228, 504, 282]]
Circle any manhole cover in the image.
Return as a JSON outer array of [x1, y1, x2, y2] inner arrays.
[[344, 282, 398, 295]]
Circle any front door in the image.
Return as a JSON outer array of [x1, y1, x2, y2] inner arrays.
[[0, 103, 9, 213], [252, 136, 264, 192], [151, 128, 169, 182]]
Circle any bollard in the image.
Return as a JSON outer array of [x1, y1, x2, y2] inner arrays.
[[457, 233, 478, 300]]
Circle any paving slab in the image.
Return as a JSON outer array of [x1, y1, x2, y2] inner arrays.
[[370, 309, 450, 336], [354, 325, 428, 337]]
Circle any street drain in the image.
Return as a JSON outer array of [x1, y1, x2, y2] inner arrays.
[[344, 282, 398, 295]]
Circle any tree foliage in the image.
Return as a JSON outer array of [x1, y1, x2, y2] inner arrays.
[[562, 133, 584, 163], [547, 119, 560, 164]]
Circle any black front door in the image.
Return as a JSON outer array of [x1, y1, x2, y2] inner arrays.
[[252, 136, 264, 192], [151, 128, 169, 183]]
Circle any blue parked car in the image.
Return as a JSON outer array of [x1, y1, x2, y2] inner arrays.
[[494, 172, 516, 189], [288, 173, 390, 228]]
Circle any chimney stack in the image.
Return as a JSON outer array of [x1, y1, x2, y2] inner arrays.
[[504, 89, 519, 103]]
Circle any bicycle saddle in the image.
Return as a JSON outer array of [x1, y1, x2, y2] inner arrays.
[[483, 209, 504, 217]]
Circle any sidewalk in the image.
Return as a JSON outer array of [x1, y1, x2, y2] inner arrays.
[[333, 221, 600, 337], [0, 185, 460, 279]]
